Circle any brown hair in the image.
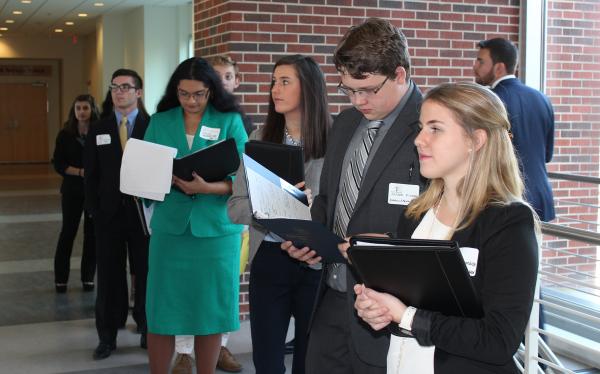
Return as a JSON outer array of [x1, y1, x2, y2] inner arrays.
[[333, 17, 411, 80]]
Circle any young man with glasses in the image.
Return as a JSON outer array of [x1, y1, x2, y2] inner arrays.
[[281, 18, 426, 373], [84, 68, 150, 360]]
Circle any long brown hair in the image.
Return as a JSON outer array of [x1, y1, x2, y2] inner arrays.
[[261, 55, 331, 161], [63, 94, 99, 135]]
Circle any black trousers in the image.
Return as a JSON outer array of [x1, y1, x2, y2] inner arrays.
[[249, 241, 321, 374], [94, 197, 148, 344], [305, 287, 386, 374], [54, 192, 96, 284]]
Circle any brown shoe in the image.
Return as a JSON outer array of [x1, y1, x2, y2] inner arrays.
[[172, 353, 194, 374], [217, 346, 242, 373]]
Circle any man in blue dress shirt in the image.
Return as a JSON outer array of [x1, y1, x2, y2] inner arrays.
[[474, 38, 556, 221]]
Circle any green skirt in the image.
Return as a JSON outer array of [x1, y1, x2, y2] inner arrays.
[[146, 228, 241, 335]]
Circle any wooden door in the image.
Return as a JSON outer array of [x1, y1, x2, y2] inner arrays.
[[0, 83, 48, 163]]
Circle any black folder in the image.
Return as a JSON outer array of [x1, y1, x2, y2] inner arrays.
[[348, 236, 482, 318], [172, 138, 240, 182], [245, 140, 304, 185], [256, 218, 347, 263]]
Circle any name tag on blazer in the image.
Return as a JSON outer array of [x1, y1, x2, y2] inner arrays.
[[388, 183, 419, 205], [96, 134, 111, 145], [460, 247, 479, 276], [199, 126, 220, 140]]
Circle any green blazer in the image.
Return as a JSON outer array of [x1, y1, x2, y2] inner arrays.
[[144, 104, 248, 237]]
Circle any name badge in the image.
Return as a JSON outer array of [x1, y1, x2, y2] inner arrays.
[[199, 126, 220, 140], [96, 134, 111, 145], [387, 183, 419, 205], [459, 247, 479, 276]]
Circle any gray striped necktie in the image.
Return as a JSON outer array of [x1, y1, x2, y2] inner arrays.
[[333, 120, 383, 237]]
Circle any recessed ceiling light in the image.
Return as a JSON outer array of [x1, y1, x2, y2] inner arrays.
[[94, 2, 104, 6], [0, 27, 8, 31], [13, 11, 23, 15], [21, 0, 32, 3], [78, 13, 88, 17], [65, 21, 74, 26], [5, 20, 14, 24], [55, 28, 63, 33]]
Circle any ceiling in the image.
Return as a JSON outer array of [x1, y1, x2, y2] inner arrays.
[[0, 0, 192, 37]]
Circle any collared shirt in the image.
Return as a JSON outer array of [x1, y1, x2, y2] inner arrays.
[[115, 108, 139, 139], [326, 81, 415, 292], [491, 74, 516, 89]]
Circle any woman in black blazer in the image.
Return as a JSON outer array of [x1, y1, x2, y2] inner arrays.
[[53, 94, 99, 293], [346, 82, 539, 374]]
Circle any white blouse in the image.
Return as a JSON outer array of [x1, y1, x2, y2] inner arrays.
[[387, 208, 452, 374]]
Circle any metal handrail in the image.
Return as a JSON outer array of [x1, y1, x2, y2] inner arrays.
[[548, 172, 600, 185], [522, 172, 600, 372], [541, 222, 600, 245]]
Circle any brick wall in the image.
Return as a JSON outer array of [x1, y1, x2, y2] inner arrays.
[[195, 0, 522, 321], [543, 0, 600, 292]]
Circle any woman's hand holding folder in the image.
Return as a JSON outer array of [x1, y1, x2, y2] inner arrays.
[[354, 284, 407, 331], [172, 172, 232, 196], [294, 181, 313, 207]]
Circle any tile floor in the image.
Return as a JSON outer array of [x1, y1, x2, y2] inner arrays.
[[0, 164, 292, 374]]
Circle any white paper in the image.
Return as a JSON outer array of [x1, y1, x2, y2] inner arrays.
[[120, 138, 178, 201], [245, 163, 312, 221], [354, 241, 394, 247]]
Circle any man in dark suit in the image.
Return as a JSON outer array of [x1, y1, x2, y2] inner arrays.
[[282, 18, 427, 373], [84, 68, 150, 360], [474, 37, 556, 221]]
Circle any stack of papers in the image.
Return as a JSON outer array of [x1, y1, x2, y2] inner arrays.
[[120, 138, 178, 201]]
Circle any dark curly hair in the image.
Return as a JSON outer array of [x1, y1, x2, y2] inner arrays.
[[156, 57, 241, 114]]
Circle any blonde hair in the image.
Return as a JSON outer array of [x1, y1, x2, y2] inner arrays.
[[406, 82, 525, 230], [206, 55, 239, 76]]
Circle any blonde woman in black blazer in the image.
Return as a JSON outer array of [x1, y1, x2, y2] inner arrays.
[[347, 83, 539, 374]]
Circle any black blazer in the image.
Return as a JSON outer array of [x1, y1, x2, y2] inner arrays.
[[310, 84, 427, 366], [396, 202, 539, 374], [84, 112, 149, 221], [53, 128, 85, 196]]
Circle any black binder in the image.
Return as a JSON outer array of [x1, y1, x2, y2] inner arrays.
[[256, 218, 347, 263], [172, 138, 240, 182], [348, 236, 482, 318], [245, 140, 304, 185]]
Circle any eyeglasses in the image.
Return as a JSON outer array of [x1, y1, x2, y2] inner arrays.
[[177, 89, 208, 102], [109, 83, 137, 93], [337, 76, 390, 99]]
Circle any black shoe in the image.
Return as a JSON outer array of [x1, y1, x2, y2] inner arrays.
[[82, 282, 95, 292], [140, 333, 147, 349], [55, 283, 67, 293], [93, 342, 116, 360], [285, 338, 295, 355]]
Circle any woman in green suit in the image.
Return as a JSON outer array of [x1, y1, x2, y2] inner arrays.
[[144, 57, 248, 374]]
